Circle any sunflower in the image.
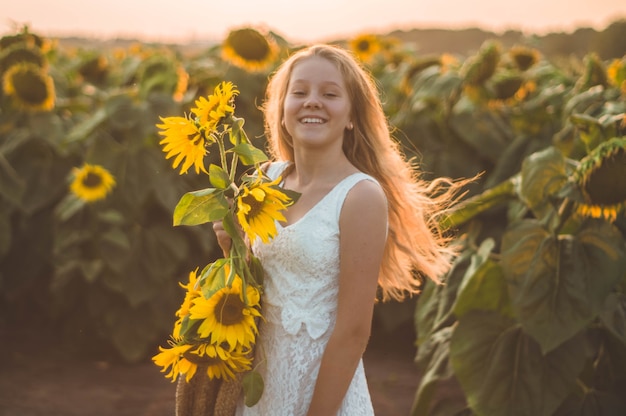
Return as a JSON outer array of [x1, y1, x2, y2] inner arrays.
[[173, 65, 189, 102], [222, 28, 278, 72], [236, 174, 293, 243], [349, 34, 381, 63], [189, 272, 261, 349], [69, 164, 116, 203], [490, 71, 524, 101], [157, 116, 208, 175], [137, 54, 184, 99], [152, 342, 194, 382], [509, 45, 540, 71], [607, 58, 626, 95], [574, 137, 626, 222], [185, 343, 253, 380], [191, 81, 239, 133], [173, 268, 202, 338], [3, 62, 55, 111], [77, 54, 108, 84]]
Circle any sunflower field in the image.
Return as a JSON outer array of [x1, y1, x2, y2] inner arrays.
[[1, 24, 625, 415]]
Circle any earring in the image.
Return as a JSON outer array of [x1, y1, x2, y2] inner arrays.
[[347, 122, 353, 130], [281, 119, 285, 128]]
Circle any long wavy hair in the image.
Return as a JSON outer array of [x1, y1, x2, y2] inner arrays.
[[262, 44, 464, 301]]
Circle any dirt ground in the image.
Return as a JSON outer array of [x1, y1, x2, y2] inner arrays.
[[0, 326, 420, 416]]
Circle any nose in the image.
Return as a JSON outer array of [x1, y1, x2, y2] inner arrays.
[[304, 95, 321, 108]]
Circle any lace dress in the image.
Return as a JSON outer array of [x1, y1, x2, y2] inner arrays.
[[236, 161, 377, 416]]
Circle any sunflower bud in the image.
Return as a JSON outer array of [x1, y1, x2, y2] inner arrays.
[[462, 41, 501, 86], [575, 53, 608, 91]]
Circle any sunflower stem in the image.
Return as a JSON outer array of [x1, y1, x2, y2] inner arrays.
[[229, 145, 239, 184], [555, 199, 575, 234], [216, 133, 229, 178]]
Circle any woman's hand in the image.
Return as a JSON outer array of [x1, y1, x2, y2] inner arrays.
[[212, 220, 232, 257]]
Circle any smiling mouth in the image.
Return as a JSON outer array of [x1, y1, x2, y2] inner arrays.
[[300, 117, 326, 124]]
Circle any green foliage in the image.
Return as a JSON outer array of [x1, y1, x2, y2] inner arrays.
[[0, 27, 625, 416], [404, 39, 626, 415]]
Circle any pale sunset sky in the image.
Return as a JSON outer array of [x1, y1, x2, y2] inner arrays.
[[3, 0, 626, 43]]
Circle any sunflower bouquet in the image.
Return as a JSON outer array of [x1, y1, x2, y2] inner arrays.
[[152, 81, 296, 408]]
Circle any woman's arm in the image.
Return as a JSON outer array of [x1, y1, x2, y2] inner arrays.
[[306, 179, 388, 416], [212, 220, 232, 257]]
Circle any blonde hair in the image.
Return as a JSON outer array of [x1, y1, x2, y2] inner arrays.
[[263, 44, 463, 301]]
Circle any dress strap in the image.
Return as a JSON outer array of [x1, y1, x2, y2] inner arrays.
[[265, 161, 290, 181]]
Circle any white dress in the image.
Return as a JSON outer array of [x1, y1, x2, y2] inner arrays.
[[236, 161, 377, 416]]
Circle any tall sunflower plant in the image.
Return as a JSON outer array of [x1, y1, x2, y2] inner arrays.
[[152, 81, 297, 406]]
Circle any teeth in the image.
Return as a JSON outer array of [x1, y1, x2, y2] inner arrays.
[[301, 118, 324, 124]]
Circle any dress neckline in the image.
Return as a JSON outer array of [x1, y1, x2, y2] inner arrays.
[[277, 170, 365, 230]]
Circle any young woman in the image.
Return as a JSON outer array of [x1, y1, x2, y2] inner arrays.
[[214, 44, 460, 415]]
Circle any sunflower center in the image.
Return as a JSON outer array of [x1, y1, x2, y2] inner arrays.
[[584, 148, 626, 205], [228, 29, 271, 62], [216, 293, 246, 325], [12, 69, 48, 105], [82, 172, 104, 189], [242, 194, 264, 219], [493, 76, 524, 100], [356, 40, 371, 52]]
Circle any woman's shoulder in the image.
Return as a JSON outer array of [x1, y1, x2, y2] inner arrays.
[[344, 175, 386, 205], [338, 172, 387, 218]]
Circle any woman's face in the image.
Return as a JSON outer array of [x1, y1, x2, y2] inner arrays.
[[283, 56, 352, 151]]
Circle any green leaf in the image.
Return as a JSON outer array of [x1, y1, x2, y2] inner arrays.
[[173, 188, 229, 226], [0, 154, 25, 206], [556, 380, 626, 415], [229, 116, 249, 145], [450, 311, 587, 416], [440, 177, 517, 229], [232, 143, 268, 166], [54, 194, 86, 222], [105, 302, 160, 363], [570, 113, 605, 151], [415, 251, 473, 345], [502, 220, 626, 353], [208, 163, 231, 189], [274, 186, 301, 205], [62, 107, 108, 145], [453, 239, 514, 319], [411, 326, 467, 416], [80, 259, 104, 283], [248, 255, 265, 287], [450, 101, 514, 163], [242, 370, 264, 407], [519, 146, 568, 220], [99, 227, 131, 274], [599, 292, 626, 347]]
